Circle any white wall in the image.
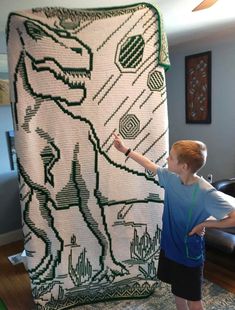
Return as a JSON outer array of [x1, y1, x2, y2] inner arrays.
[[166, 34, 235, 181], [0, 31, 13, 174], [0, 105, 14, 173], [0, 31, 6, 53]]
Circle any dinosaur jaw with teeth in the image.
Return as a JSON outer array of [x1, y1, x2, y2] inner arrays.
[[33, 59, 91, 88], [25, 56, 90, 106]]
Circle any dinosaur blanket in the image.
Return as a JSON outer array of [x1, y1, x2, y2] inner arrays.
[[6, 3, 170, 309]]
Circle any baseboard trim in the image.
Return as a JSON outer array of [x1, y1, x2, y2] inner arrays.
[[0, 229, 23, 246]]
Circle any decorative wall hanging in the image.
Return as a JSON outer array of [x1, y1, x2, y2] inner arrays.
[[6, 3, 170, 309], [185, 51, 211, 124]]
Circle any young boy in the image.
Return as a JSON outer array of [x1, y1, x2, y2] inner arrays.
[[113, 133, 235, 310]]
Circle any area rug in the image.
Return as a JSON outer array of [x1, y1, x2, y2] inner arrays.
[[76, 280, 235, 310], [7, 2, 170, 309]]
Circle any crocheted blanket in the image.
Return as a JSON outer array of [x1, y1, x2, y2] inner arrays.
[[6, 3, 170, 309]]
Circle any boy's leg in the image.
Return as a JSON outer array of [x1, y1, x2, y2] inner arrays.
[[187, 300, 204, 310], [174, 295, 189, 310], [157, 250, 173, 284], [157, 251, 204, 310], [158, 251, 189, 310], [174, 296, 204, 310], [170, 260, 203, 303]]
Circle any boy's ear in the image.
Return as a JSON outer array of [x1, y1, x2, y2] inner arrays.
[[182, 162, 189, 171]]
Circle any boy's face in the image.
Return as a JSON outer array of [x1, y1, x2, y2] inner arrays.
[[167, 147, 183, 174]]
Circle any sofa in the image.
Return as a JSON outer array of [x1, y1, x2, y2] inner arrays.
[[205, 178, 235, 269]]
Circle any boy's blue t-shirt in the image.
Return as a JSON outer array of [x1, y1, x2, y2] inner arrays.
[[156, 167, 235, 267]]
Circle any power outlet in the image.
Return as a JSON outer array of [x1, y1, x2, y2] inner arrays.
[[207, 174, 213, 183]]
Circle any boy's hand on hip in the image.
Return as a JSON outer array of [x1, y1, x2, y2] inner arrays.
[[189, 223, 205, 236]]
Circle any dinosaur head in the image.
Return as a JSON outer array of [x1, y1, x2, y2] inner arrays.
[[10, 16, 93, 106]]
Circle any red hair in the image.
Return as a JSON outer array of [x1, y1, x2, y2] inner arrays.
[[172, 140, 207, 173]]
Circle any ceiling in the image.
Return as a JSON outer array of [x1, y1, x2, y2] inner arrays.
[[1, 0, 235, 46]]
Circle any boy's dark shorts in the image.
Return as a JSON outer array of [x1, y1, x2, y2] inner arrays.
[[157, 250, 203, 301]]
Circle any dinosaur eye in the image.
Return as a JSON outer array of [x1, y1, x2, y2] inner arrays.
[[54, 29, 70, 38], [25, 21, 47, 40]]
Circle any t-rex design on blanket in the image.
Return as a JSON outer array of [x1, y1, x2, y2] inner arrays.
[[7, 8, 167, 291]]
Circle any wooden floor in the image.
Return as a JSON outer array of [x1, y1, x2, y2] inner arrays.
[[204, 247, 235, 294], [0, 241, 234, 310], [0, 240, 34, 310]]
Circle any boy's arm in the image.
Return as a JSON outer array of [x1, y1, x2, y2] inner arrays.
[[113, 133, 159, 175], [189, 210, 235, 236]]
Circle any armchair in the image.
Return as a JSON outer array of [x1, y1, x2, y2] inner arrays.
[[205, 178, 235, 256]]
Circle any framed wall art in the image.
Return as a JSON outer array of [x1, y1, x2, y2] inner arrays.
[[185, 51, 211, 124]]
